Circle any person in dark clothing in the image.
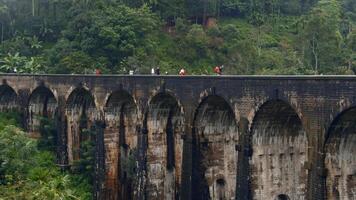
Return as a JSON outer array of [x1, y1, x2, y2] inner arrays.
[[155, 67, 160, 75]]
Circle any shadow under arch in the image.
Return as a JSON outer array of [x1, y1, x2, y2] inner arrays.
[[28, 86, 58, 136], [192, 94, 238, 200], [250, 100, 308, 200], [275, 194, 290, 200], [0, 84, 18, 111], [324, 107, 356, 200], [66, 87, 96, 164], [145, 92, 184, 200], [104, 89, 138, 200]]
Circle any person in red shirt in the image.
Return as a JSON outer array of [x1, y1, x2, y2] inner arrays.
[[214, 66, 221, 75], [179, 68, 186, 76], [95, 68, 102, 75]]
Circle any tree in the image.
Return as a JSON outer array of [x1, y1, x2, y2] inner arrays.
[[0, 52, 43, 73], [55, 3, 160, 73], [345, 31, 356, 72], [302, 0, 343, 74], [0, 112, 91, 199]]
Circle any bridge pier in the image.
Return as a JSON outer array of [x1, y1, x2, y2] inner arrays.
[[236, 117, 251, 200]]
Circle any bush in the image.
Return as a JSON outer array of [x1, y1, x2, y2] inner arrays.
[[0, 113, 92, 200]]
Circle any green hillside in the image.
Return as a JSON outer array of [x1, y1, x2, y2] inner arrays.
[[0, 0, 355, 75]]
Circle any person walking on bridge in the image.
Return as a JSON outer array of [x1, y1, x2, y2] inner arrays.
[[214, 65, 224, 75], [179, 68, 186, 76]]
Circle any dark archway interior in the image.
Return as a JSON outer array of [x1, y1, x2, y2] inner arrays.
[[105, 90, 137, 200], [66, 88, 96, 162], [0, 85, 17, 111], [106, 91, 137, 147], [192, 95, 237, 200], [275, 194, 290, 200], [216, 179, 226, 200], [28, 86, 57, 133], [325, 107, 356, 200], [250, 100, 307, 200], [67, 88, 96, 112], [251, 100, 303, 139], [146, 93, 183, 199]]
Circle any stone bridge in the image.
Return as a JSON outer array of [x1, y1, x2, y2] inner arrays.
[[0, 74, 355, 200]]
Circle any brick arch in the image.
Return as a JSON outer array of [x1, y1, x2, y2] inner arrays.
[[250, 99, 308, 200], [29, 85, 58, 104], [192, 94, 238, 200], [193, 88, 239, 125], [248, 97, 304, 131], [145, 92, 185, 200], [324, 99, 356, 141], [324, 106, 356, 200], [104, 89, 138, 200], [27, 85, 58, 135], [146, 89, 185, 116], [66, 87, 97, 164], [0, 84, 18, 111], [66, 87, 96, 110]]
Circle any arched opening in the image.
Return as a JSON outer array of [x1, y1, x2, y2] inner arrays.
[[0, 84, 18, 112], [192, 95, 238, 200], [104, 90, 137, 200], [216, 179, 226, 200], [275, 194, 290, 200], [250, 100, 307, 200], [146, 93, 184, 199], [66, 87, 96, 165], [28, 86, 57, 141], [325, 107, 356, 200]]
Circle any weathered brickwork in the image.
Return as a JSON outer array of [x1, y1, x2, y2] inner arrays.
[[0, 74, 355, 200], [146, 93, 184, 199], [66, 87, 97, 164], [104, 90, 138, 200], [28, 86, 57, 137], [325, 108, 356, 200], [192, 95, 238, 200], [250, 100, 308, 200]]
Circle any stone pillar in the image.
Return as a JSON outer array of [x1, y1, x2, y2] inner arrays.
[[309, 152, 327, 200], [93, 120, 106, 200], [236, 117, 251, 200], [180, 123, 193, 200], [305, 108, 326, 200], [136, 118, 148, 200], [56, 96, 68, 170], [17, 88, 29, 130]]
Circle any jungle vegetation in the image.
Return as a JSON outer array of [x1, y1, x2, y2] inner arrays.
[[0, 0, 354, 75]]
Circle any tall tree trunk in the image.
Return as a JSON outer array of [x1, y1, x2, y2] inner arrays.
[[1, 22, 3, 44], [53, 2, 57, 21], [312, 36, 318, 74], [32, 0, 35, 16], [203, 0, 207, 25], [217, 0, 221, 18]]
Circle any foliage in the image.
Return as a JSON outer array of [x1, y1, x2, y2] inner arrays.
[[0, 0, 354, 75], [0, 113, 92, 200], [37, 116, 57, 152], [301, 0, 343, 74], [0, 52, 43, 73], [72, 127, 95, 185], [48, 3, 160, 73], [121, 148, 138, 180]]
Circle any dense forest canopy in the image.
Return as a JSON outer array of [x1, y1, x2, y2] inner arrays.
[[0, 0, 355, 75]]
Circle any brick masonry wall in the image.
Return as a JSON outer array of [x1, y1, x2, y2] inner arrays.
[[0, 74, 355, 200]]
